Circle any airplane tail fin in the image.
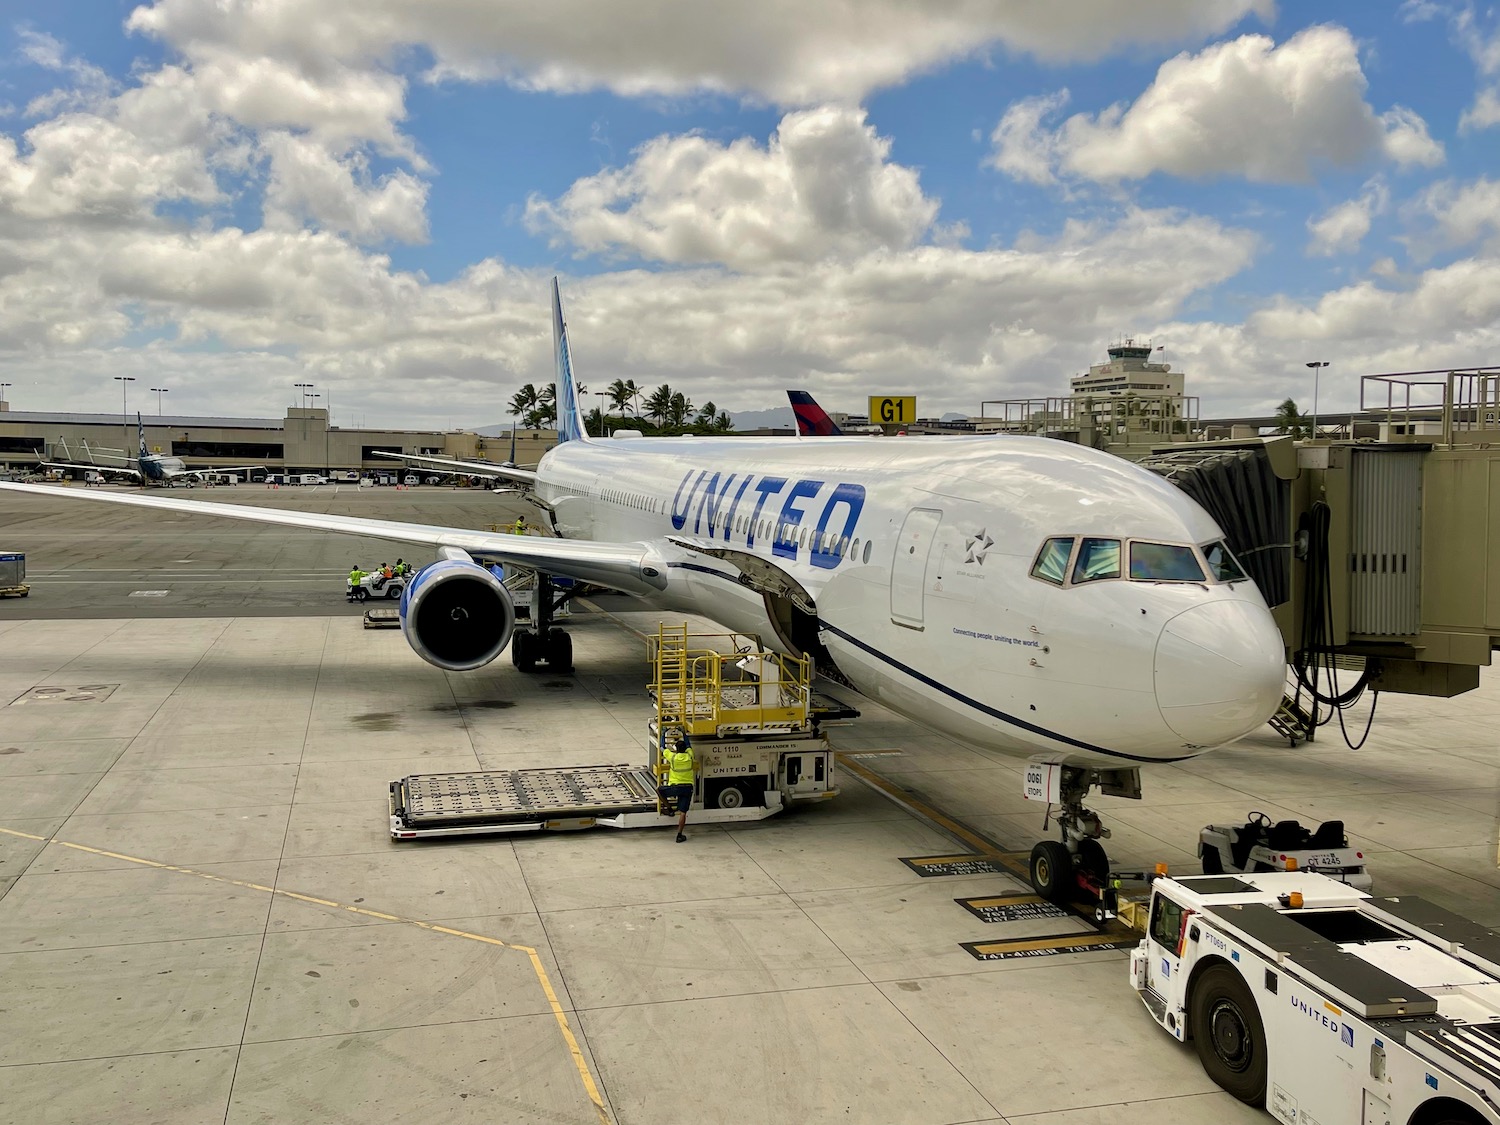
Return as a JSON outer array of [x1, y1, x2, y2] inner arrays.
[[788, 390, 842, 436], [137, 413, 148, 459], [551, 278, 588, 444]]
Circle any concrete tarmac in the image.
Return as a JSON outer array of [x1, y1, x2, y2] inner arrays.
[[0, 485, 1496, 1125]]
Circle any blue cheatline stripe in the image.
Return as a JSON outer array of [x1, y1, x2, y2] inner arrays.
[[815, 619, 1190, 764], [664, 559, 1192, 764]]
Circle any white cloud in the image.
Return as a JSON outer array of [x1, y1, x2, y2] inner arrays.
[[1306, 180, 1388, 257], [990, 26, 1443, 185], [525, 107, 939, 269], [261, 133, 429, 244], [1405, 177, 1500, 255], [1402, 1, 1500, 132], [125, 0, 1275, 106]]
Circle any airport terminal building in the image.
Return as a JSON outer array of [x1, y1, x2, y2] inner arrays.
[[0, 401, 558, 476]]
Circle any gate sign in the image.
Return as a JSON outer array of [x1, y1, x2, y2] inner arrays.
[[869, 396, 917, 425]]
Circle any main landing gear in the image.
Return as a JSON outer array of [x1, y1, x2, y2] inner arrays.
[[510, 572, 575, 674], [1027, 765, 1141, 905]]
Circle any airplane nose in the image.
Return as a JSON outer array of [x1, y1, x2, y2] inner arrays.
[[1154, 601, 1286, 748]]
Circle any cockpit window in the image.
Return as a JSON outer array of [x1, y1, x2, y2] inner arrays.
[[1203, 540, 1247, 583], [1130, 542, 1206, 583], [1071, 538, 1121, 584], [1030, 537, 1074, 585]]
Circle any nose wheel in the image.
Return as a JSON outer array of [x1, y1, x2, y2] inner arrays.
[[1026, 765, 1139, 904]]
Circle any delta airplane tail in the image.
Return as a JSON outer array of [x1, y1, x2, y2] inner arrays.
[[551, 278, 588, 444], [788, 390, 842, 436]]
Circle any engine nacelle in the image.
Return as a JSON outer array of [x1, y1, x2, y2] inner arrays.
[[399, 558, 515, 671]]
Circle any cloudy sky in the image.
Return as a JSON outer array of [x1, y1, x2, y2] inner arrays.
[[1, 1, 1496, 428]]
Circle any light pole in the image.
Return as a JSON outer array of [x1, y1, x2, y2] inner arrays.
[[294, 382, 314, 409], [0, 382, 10, 407], [114, 376, 136, 450], [1305, 361, 1329, 438], [150, 386, 169, 415]]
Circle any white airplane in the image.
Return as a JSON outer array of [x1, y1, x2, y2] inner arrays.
[[43, 415, 262, 485], [0, 280, 1286, 897]]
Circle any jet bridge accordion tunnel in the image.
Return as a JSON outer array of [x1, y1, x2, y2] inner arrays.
[[1138, 433, 1500, 703]]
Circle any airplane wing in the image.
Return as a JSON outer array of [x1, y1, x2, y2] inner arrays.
[[0, 482, 666, 596], [370, 450, 535, 485], [41, 461, 142, 481]]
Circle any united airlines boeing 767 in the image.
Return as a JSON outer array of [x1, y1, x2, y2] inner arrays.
[[0, 280, 1286, 897]]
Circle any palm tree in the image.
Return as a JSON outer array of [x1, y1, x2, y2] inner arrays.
[[644, 384, 673, 427], [508, 384, 539, 429], [713, 410, 733, 432], [668, 391, 693, 429], [624, 379, 641, 416], [695, 401, 717, 429], [1274, 398, 1309, 439], [607, 379, 633, 416]]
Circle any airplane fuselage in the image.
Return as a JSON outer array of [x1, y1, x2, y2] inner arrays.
[[531, 433, 1286, 771]]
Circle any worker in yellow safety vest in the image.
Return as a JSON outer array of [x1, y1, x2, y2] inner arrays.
[[347, 565, 365, 601], [511, 517, 528, 535], [658, 730, 696, 843]]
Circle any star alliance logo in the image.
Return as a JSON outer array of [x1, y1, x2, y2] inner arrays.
[[965, 528, 994, 565]]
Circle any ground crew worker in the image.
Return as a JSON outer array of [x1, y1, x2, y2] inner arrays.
[[512, 517, 528, 535], [394, 558, 406, 578], [347, 564, 365, 600], [659, 730, 696, 843]]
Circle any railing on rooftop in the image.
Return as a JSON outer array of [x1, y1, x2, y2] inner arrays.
[[1360, 367, 1500, 446], [978, 393, 1200, 444]]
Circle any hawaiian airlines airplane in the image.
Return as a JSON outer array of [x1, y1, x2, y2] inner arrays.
[[0, 280, 1286, 897]]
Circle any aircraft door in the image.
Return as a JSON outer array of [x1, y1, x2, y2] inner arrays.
[[890, 507, 943, 629]]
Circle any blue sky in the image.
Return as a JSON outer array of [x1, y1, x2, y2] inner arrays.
[[1, 1, 1497, 427]]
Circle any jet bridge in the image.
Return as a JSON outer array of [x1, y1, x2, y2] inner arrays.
[[1132, 367, 1500, 742], [389, 625, 852, 839]]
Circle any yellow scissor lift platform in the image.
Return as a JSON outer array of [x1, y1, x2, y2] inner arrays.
[[390, 626, 841, 839]]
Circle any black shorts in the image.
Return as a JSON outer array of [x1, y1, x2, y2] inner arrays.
[[660, 783, 693, 813]]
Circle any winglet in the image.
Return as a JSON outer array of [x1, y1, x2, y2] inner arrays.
[[787, 390, 842, 436], [551, 278, 588, 443]]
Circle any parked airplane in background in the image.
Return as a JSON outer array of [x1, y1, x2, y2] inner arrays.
[[0, 280, 1287, 898], [43, 416, 262, 485], [788, 390, 843, 436]]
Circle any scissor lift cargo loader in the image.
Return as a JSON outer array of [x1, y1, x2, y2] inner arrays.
[[390, 626, 847, 839]]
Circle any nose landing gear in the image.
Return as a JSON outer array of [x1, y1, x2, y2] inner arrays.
[[1027, 765, 1141, 904]]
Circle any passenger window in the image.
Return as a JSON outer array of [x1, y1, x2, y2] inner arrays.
[[862, 540, 872, 564], [1071, 538, 1121, 583], [1203, 541, 1247, 583], [1150, 896, 1185, 950], [1130, 542, 1207, 583], [1030, 537, 1075, 585]]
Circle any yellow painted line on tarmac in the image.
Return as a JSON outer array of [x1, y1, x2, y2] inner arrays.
[[835, 752, 1033, 879], [0, 825, 611, 1125]]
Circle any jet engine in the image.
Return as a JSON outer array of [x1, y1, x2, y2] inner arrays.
[[399, 555, 515, 671]]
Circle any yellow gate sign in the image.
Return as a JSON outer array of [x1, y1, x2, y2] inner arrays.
[[869, 396, 917, 425]]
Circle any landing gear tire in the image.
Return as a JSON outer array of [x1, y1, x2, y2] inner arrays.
[[1077, 837, 1109, 890], [547, 628, 573, 674], [511, 630, 539, 673], [1191, 964, 1267, 1106], [1200, 845, 1225, 875], [1029, 840, 1074, 903]]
